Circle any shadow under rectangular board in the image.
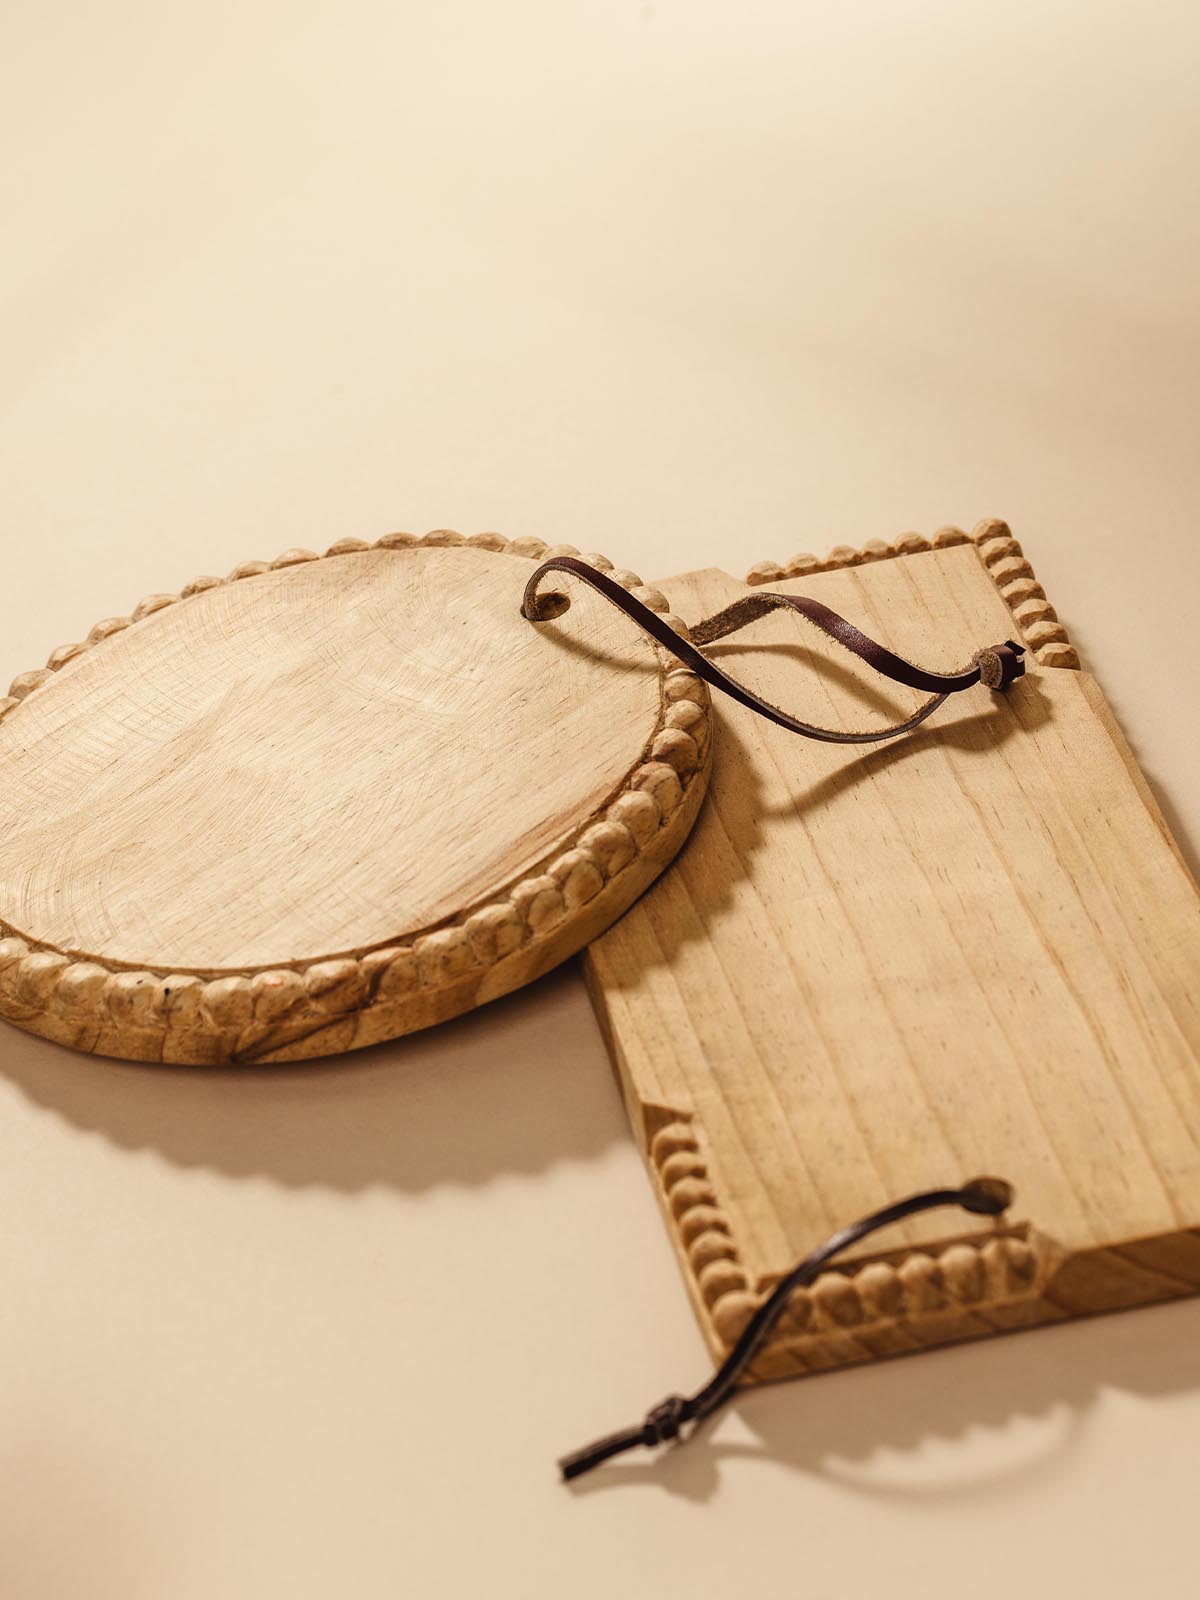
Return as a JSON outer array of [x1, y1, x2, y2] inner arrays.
[[585, 525, 1200, 1382]]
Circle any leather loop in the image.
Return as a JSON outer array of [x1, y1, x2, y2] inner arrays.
[[559, 1178, 1014, 1482], [522, 557, 1025, 745], [642, 1395, 687, 1447]]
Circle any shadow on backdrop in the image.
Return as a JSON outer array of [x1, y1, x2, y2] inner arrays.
[[565, 1294, 1200, 1503], [0, 960, 624, 1191]]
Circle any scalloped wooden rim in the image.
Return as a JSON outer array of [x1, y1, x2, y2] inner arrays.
[[745, 518, 1081, 673], [0, 532, 710, 1064]]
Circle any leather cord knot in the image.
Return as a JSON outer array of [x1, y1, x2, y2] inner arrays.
[[642, 1394, 688, 1447]]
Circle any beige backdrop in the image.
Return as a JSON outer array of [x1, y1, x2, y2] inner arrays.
[[2, 3, 1198, 1597]]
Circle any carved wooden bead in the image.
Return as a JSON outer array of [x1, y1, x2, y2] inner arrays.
[[304, 958, 371, 1012], [374, 531, 417, 549], [999, 576, 1046, 606], [825, 544, 861, 568], [979, 1236, 1013, 1300], [649, 1122, 697, 1166], [931, 525, 969, 548], [812, 1272, 864, 1328], [664, 669, 704, 704], [1004, 1237, 1038, 1293], [371, 946, 419, 999], [659, 1149, 707, 1187], [785, 553, 822, 576], [659, 613, 690, 638], [712, 1290, 758, 1344], [688, 1229, 738, 1272], [229, 561, 270, 580], [631, 760, 683, 817], [46, 642, 86, 670], [88, 616, 131, 643], [778, 1288, 813, 1336], [160, 974, 205, 1026], [0, 697, 19, 720], [508, 536, 547, 559], [464, 904, 524, 963], [941, 1243, 986, 1304], [325, 537, 371, 556], [977, 535, 1023, 569], [897, 1252, 945, 1313], [106, 970, 164, 1026], [509, 875, 565, 934], [859, 538, 890, 561], [577, 820, 636, 878], [421, 529, 464, 547], [581, 551, 613, 571], [650, 727, 699, 776], [669, 1176, 718, 1219], [1038, 641, 1080, 669], [1024, 619, 1070, 650], [250, 969, 307, 1021], [131, 593, 177, 622], [856, 1260, 904, 1321], [0, 962, 25, 1008], [665, 699, 706, 741], [55, 962, 112, 1017], [608, 790, 660, 847], [541, 543, 580, 560], [13, 951, 70, 1008], [972, 517, 1012, 543], [466, 532, 508, 551], [180, 575, 224, 597], [698, 1259, 748, 1307], [990, 555, 1034, 587], [892, 532, 931, 555], [548, 849, 604, 909], [9, 669, 52, 700], [202, 977, 254, 1030], [608, 568, 643, 590], [1012, 597, 1058, 629], [631, 585, 669, 612], [676, 1204, 730, 1248], [413, 928, 476, 986], [271, 548, 319, 568], [0, 937, 31, 972], [746, 561, 785, 586]]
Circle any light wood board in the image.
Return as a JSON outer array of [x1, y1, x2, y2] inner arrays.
[[0, 533, 711, 1064], [586, 521, 1200, 1380]]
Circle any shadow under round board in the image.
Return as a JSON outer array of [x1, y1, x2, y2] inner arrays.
[[0, 534, 711, 1065]]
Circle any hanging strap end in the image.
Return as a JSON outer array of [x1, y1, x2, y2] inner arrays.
[[559, 1394, 689, 1482], [975, 639, 1026, 692]]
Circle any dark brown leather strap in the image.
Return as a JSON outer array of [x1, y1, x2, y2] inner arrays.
[[559, 1177, 1014, 1482], [522, 557, 1025, 745]]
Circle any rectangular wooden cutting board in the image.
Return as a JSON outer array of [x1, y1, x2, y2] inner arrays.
[[585, 521, 1200, 1381]]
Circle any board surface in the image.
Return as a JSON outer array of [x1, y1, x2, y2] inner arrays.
[[0, 533, 711, 1064], [586, 521, 1200, 1380]]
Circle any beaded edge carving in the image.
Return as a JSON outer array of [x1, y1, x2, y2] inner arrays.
[[746, 518, 1080, 672], [648, 1111, 1053, 1376], [0, 532, 711, 1065]]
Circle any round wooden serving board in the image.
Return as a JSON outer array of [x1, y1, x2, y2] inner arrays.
[[0, 534, 711, 1064]]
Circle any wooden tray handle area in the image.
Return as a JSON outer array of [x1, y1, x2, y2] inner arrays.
[[559, 1144, 1061, 1479], [645, 1112, 1061, 1382]]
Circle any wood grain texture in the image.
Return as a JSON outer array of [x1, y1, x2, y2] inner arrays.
[[586, 520, 1200, 1380], [0, 533, 711, 1065]]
